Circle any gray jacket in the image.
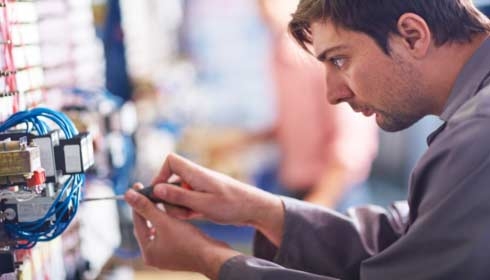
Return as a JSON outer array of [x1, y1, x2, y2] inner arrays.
[[219, 38, 490, 280]]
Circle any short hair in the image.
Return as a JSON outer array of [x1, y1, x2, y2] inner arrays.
[[289, 0, 490, 54]]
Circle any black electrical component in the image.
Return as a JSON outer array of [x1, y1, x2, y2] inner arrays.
[[54, 132, 94, 174], [0, 224, 15, 248], [0, 251, 15, 274]]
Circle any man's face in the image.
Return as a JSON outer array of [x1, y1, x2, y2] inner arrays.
[[311, 21, 433, 132]]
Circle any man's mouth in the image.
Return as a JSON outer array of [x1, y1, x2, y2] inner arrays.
[[361, 109, 374, 117], [352, 105, 375, 117]]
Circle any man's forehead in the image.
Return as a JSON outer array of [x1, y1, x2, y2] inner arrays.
[[310, 21, 350, 57]]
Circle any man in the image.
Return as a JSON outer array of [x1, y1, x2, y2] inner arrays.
[[125, 0, 490, 279]]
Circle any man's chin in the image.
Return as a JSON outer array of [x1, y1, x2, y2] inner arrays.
[[376, 114, 415, 132]]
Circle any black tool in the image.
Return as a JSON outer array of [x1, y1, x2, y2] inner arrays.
[[136, 185, 167, 203]]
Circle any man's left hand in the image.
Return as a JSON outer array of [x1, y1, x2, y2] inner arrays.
[[125, 185, 241, 279]]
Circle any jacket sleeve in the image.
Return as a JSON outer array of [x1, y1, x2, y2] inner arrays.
[[219, 197, 409, 280]]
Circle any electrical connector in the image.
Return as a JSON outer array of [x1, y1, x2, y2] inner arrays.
[[55, 132, 94, 174], [2, 196, 56, 223]]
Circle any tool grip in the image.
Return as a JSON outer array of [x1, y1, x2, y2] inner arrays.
[[137, 186, 163, 203], [137, 182, 191, 207]]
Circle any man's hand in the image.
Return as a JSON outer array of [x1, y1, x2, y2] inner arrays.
[[125, 187, 241, 279], [150, 153, 285, 246]]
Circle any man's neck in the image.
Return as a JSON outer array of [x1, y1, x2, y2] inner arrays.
[[432, 33, 490, 115]]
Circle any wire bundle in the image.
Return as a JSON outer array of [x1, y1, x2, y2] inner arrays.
[[0, 107, 85, 249]]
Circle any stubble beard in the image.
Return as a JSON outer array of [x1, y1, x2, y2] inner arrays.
[[375, 58, 429, 132]]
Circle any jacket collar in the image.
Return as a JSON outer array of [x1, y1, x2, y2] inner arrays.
[[440, 37, 490, 122]]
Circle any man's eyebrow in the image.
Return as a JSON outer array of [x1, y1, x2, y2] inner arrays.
[[316, 45, 348, 62]]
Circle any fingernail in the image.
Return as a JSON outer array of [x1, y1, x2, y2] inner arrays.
[[133, 182, 144, 190], [154, 185, 166, 197], [125, 189, 139, 204]]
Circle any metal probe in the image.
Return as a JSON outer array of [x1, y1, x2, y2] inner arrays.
[[81, 195, 125, 202], [81, 183, 192, 208]]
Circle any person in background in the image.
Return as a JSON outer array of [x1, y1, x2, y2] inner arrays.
[[125, 0, 490, 279], [215, 0, 378, 208]]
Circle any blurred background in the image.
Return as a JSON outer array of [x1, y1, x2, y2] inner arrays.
[[1, 0, 490, 279]]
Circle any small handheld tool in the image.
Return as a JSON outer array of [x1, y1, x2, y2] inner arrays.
[[82, 182, 191, 206]]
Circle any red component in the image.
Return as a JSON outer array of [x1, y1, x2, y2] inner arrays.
[[181, 181, 192, 190], [27, 169, 46, 187], [15, 247, 32, 262]]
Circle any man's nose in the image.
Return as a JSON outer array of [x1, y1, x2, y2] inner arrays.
[[325, 74, 352, 105]]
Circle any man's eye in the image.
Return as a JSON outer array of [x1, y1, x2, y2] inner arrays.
[[329, 57, 345, 68]]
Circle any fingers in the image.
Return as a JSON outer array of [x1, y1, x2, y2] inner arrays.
[[132, 210, 152, 248], [125, 188, 164, 227], [165, 204, 203, 220], [153, 183, 211, 213], [151, 153, 202, 188], [128, 183, 156, 248], [164, 204, 197, 220]]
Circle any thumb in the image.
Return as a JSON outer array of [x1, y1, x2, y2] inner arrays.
[[125, 189, 164, 227]]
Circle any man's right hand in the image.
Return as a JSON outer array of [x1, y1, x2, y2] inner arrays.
[[149, 153, 285, 247]]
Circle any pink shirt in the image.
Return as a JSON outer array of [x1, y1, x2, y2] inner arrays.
[[271, 34, 378, 190]]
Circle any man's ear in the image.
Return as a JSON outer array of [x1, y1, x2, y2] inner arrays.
[[396, 13, 431, 58]]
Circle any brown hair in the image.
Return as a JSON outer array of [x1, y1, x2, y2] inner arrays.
[[289, 0, 490, 54]]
